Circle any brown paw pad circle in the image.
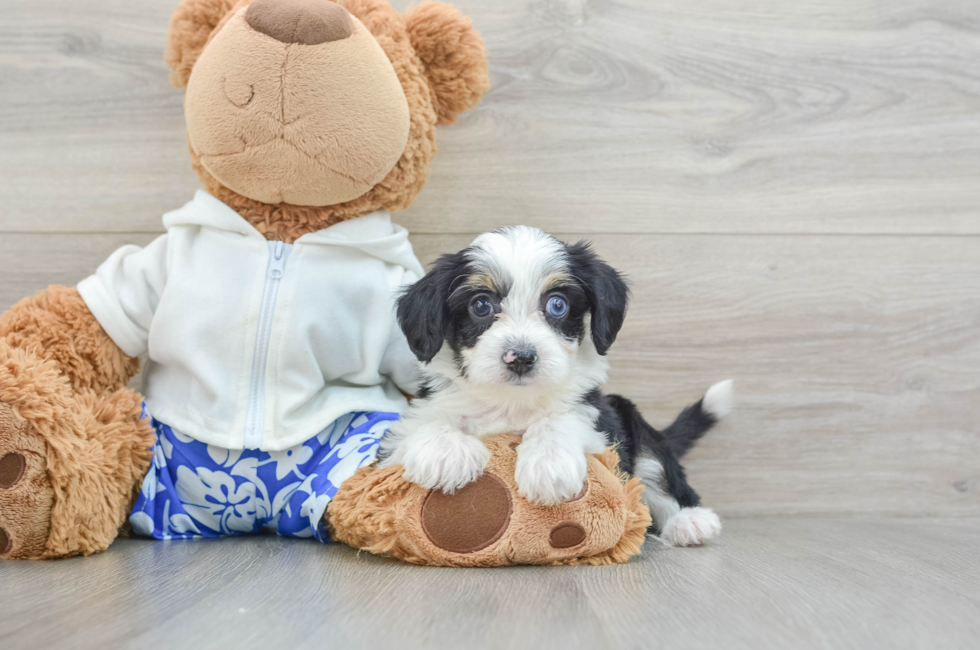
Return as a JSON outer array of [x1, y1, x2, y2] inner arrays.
[[421, 473, 513, 553], [549, 522, 586, 549], [0, 452, 26, 489]]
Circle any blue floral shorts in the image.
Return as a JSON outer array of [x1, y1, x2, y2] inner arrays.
[[130, 406, 398, 542]]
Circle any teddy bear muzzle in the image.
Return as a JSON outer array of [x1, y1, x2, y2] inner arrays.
[[245, 0, 354, 46], [184, 1, 411, 207]]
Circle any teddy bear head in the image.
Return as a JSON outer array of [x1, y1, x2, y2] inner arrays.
[[165, 0, 489, 239]]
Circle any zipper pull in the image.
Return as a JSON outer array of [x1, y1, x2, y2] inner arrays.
[[269, 242, 287, 279]]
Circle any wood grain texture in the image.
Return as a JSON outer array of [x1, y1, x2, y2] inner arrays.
[[2, 0, 980, 233], [1, 1, 979, 644], [3, 232, 978, 517], [1, 518, 979, 650]]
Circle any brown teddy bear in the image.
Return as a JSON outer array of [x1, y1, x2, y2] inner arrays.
[[0, 0, 649, 565]]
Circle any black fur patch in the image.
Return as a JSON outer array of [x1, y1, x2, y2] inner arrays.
[[444, 285, 503, 358], [396, 251, 471, 363], [583, 390, 722, 532], [563, 242, 630, 355], [540, 285, 588, 343], [397, 248, 512, 367], [414, 380, 435, 400], [605, 394, 706, 511]]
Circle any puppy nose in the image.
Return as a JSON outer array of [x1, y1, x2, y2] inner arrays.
[[503, 348, 537, 376], [246, 0, 354, 45]]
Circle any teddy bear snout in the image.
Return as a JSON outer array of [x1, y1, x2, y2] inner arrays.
[[246, 0, 354, 46]]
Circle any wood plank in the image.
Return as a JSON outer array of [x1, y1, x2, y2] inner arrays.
[[2, 232, 978, 517], [1, 518, 979, 649], [3, 0, 980, 234]]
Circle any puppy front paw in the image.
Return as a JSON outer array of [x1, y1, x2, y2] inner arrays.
[[514, 441, 588, 506], [400, 427, 490, 494]]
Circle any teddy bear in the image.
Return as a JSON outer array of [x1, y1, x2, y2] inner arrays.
[[0, 0, 650, 566]]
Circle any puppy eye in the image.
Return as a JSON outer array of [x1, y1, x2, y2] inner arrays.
[[546, 295, 568, 319], [469, 295, 495, 319]]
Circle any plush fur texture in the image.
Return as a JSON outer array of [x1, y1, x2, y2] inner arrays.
[[185, 5, 411, 206], [166, 0, 244, 88], [0, 288, 148, 559], [328, 434, 651, 567], [0, 341, 153, 559], [406, 1, 490, 126], [0, 401, 54, 559], [0, 286, 138, 393], [168, 0, 490, 242]]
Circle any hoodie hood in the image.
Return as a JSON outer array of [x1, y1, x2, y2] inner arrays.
[[163, 190, 424, 277]]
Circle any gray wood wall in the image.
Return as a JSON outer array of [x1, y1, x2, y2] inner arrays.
[[1, 0, 978, 518]]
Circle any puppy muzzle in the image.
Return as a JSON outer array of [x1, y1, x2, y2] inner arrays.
[[503, 348, 538, 377]]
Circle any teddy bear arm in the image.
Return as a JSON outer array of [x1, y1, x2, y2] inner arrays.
[[0, 285, 138, 394]]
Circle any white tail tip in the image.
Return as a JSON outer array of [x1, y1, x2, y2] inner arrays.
[[702, 380, 734, 419]]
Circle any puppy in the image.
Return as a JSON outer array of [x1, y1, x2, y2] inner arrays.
[[379, 226, 731, 546]]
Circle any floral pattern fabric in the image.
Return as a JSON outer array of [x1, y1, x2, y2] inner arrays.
[[130, 406, 397, 542]]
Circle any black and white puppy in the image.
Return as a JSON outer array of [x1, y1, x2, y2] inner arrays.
[[379, 226, 732, 546]]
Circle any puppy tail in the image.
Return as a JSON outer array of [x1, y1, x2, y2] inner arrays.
[[662, 380, 734, 458], [610, 380, 734, 460]]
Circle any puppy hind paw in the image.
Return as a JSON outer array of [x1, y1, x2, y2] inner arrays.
[[660, 507, 722, 547]]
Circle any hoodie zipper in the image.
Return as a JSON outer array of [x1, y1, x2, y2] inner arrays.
[[243, 240, 292, 449]]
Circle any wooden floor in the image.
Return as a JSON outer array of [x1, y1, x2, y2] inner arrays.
[[1, 518, 978, 650], [1, 0, 979, 647]]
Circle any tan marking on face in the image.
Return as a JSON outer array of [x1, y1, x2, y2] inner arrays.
[[542, 271, 572, 293], [464, 274, 498, 293]]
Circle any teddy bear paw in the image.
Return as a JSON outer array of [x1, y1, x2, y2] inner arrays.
[[0, 402, 55, 559]]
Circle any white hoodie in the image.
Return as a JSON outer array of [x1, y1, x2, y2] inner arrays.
[[78, 191, 423, 451]]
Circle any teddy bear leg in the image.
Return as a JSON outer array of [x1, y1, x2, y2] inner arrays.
[[0, 402, 55, 559], [0, 343, 153, 559]]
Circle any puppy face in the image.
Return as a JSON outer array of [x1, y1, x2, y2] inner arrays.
[[398, 227, 629, 388]]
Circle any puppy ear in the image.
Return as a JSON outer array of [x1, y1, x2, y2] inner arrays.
[[397, 252, 468, 363], [404, 1, 490, 126], [567, 242, 630, 356], [165, 0, 243, 88]]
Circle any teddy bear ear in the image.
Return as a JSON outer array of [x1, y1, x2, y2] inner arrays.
[[404, 1, 490, 126], [165, 0, 243, 88]]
